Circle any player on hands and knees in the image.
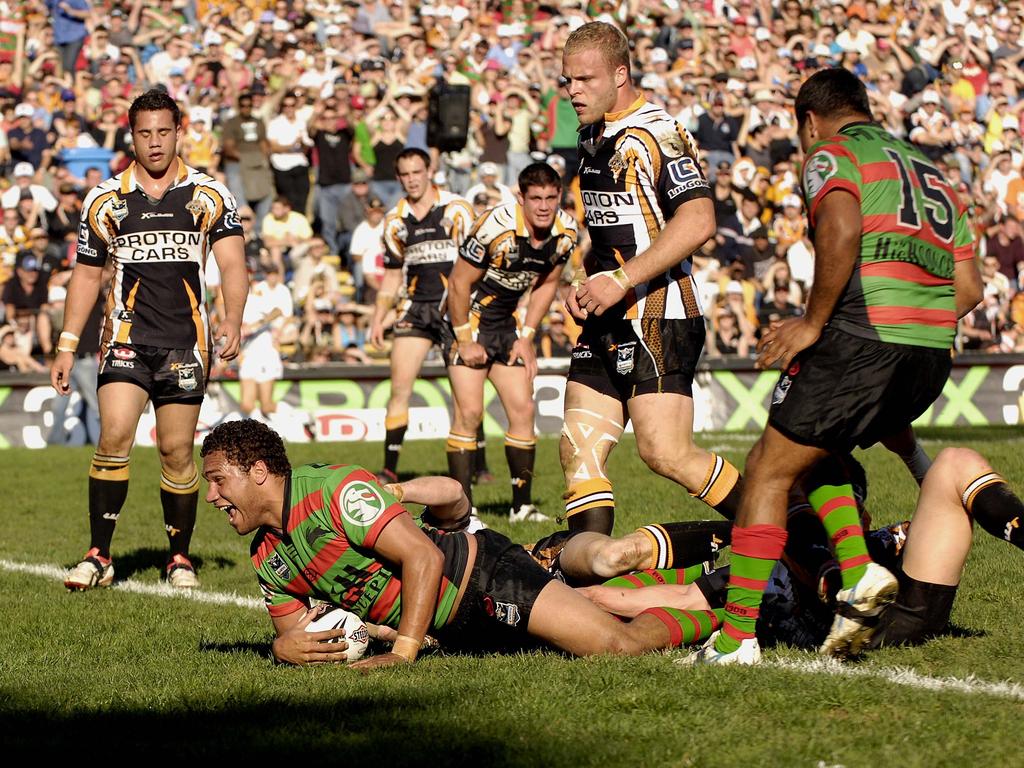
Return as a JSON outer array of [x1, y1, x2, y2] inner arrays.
[[201, 420, 733, 667], [56, 89, 248, 591], [691, 68, 982, 664], [559, 22, 742, 535], [444, 162, 578, 523], [369, 148, 476, 486]]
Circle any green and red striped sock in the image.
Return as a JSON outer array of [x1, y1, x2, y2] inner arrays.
[[639, 607, 725, 647], [808, 483, 870, 589], [602, 566, 705, 590], [715, 524, 788, 654]]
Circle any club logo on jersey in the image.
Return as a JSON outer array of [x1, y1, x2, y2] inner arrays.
[[178, 366, 198, 391], [113, 347, 136, 360], [340, 481, 386, 527], [803, 151, 837, 199], [185, 199, 208, 225], [616, 342, 636, 375], [609, 151, 626, 182], [267, 553, 292, 580], [109, 196, 129, 227]]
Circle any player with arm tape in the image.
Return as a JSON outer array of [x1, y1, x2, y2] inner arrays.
[[697, 68, 984, 665], [56, 89, 248, 592], [367, 148, 476, 485], [443, 162, 578, 523], [201, 420, 744, 667], [558, 22, 742, 535]]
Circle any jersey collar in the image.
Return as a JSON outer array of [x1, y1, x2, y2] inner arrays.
[[604, 95, 646, 126], [514, 203, 529, 238], [837, 120, 877, 135], [119, 157, 189, 195], [278, 475, 292, 536]]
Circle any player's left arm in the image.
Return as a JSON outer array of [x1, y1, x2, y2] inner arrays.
[[349, 513, 444, 671], [758, 189, 861, 370], [211, 233, 248, 361]]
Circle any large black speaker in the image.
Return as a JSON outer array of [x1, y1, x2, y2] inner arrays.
[[427, 83, 470, 153]]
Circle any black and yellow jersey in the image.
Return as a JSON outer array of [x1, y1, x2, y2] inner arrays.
[[382, 188, 474, 307], [76, 160, 242, 357], [577, 97, 711, 321], [459, 202, 577, 327]]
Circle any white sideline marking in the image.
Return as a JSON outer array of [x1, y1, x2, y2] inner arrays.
[[0, 558, 263, 610], [767, 656, 1024, 702]]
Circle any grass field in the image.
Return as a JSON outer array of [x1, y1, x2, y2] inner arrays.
[[2, 428, 1023, 765]]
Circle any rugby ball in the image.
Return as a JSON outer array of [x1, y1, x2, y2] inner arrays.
[[304, 606, 370, 662]]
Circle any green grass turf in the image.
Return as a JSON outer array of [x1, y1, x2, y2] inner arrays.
[[1, 428, 1023, 764]]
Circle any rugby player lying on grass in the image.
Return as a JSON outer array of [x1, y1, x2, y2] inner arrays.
[[200, 420, 730, 669]]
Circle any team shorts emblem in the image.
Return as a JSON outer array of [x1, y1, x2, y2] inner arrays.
[[494, 601, 521, 626], [609, 151, 626, 182], [615, 342, 635, 375], [112, 347, 135, 360], [178, 366, 198, 391], [340, 481, 386, 527], [772, 374, 792, 406]]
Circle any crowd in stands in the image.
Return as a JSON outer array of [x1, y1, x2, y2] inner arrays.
[[2, 0, 1024, 375]]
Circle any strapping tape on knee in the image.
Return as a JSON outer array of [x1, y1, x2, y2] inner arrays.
[[561, 408, 622, 482]]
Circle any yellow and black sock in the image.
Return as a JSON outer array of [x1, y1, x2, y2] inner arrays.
[[446, 431, 477, 506], [383, 414, 408, 476], [504, 433, 535, 510], [564, 478, 615, 534], [964, 473, 1024, 550], [691, 453, 742, 520], [88, 453, 130, 559], [160, 467, 200, 558], [635, 520, 732, 570]]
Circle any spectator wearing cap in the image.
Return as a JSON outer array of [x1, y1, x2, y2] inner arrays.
[[261, 196, 314, 276], [909, 90, 954, 161], [772, 194, 807, 256], [707, 285, 757, 358], [181, 111, 219, 176], [2, 163, 58, 221], [267, 93, 313, 215], [144, 36, 192, 87], [464, 162, 516, 209], [348, 195, 388, 304], [835, 14, 876, 58], [694, 94, 740, 182], [291, 236, 340, 311], [8, 105, 50, 170], [2, 252, 52, 355], [539, 310, 573, 359], [46, 0, 91, 76], [221, 93, 275, 221], [737, 226, 776, 287], [757, 279, 803, 330], [104, 8, 135, 50]]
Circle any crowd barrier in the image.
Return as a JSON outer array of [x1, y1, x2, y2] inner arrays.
[[1, 354, 1021, 449]]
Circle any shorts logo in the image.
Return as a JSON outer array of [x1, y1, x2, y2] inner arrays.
[[494, 601, 521, 626], [178, 367, 198, 391], [113, 347, 136, 360], [571, 346, 592, 359], [267, 553, 292, 580], [772, 374, 792, 406], [616, 342, 636, 375], [787, 362, 800, 376], [803, 151, 837, 200], [340, 481, 386, 528], [110, 359, 134, 368]]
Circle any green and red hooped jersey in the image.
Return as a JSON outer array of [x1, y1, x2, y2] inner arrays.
[[250, 464, 462, 629], [802, 122, 975, 349]]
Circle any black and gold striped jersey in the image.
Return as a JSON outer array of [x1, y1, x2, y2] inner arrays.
[[459, 202, 577, 326], [76, 160, 242, 358], [382, 188, 474, 307], [577, 97, 711, 321]]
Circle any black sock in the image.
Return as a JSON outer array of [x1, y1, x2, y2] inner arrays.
[[446, 432, 476, 507], [474, 424, 490, 476], [636, 520, 733, 569], [88, 454, 130, 558], [161, 469, 199, 558], [969, 481, 1024, 551], [504, 435, 535, 509], [866, 573, 957, 649], [568, 507, 614, 534], [383, 423, 408, 475], [712, 477, 742, 521]]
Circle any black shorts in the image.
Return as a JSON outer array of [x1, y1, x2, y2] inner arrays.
[[434, 529, 555, 653], [768, 327, 952, 451], [393, 300, 445, 344], [97, 343, 206, 405], [440, 318, 522, 368], [567, 316, 705, 401], [525, 530, 577, 582]]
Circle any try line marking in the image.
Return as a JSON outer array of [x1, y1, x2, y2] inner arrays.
[[6, 558, 1024, 700], [0, 557, 262, 610]]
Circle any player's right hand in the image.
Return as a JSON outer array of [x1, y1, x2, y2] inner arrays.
[[50, 352, 75, 395], [457, 340, 487, 367], [565, 283, 588, 321], [369, 321, 385, 349], [271, 608, 350, 666]]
